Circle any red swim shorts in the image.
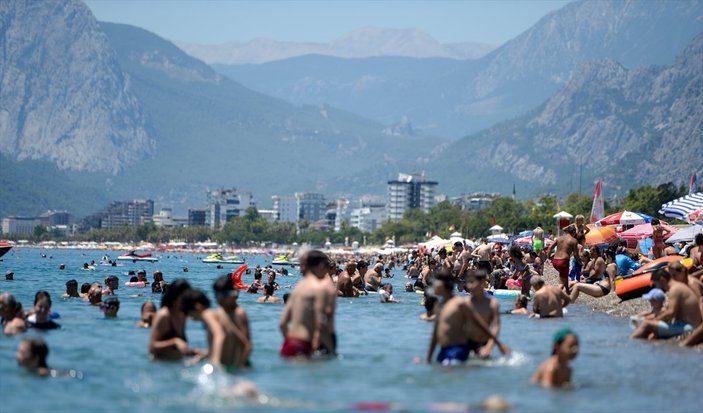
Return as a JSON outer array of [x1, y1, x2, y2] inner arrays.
[[552, 258, 570, 281], [280, 337, 312, 358]]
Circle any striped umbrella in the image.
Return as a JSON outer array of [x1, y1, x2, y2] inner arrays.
[[659, 192, 703, 222], [585, 224, 618, 246]]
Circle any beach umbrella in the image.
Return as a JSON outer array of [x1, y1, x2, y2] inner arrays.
[[659, 192, 703, 222], [665, 224, 703, 244], [584, 224, 618, 246], [595, 210, 655, 227], [487, 234, 510, 244], [514, 236, 553, 247], [617, 223, 677, 241], [687, 208, 703, 223]]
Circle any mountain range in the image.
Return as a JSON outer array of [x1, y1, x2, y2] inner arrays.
[[216, 0, 703, 139], [1, 0, 701, 219], [176, 27, 497, 64]]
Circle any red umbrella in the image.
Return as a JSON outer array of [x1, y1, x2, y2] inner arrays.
[[617, 223, 677, 241]]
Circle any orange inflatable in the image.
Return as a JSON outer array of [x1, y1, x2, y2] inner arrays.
[[631, 255, 683, 276], [231, 265, 249, 290], [615, 274, 652, 301]]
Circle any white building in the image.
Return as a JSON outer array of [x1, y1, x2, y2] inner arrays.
[[272, 194, 298, 223], [350, 204, 386, 233], [387, 172, 438, 221], [272, 192, 326, 224], [333, 198, 351, 232], [2, 216, 41, 235], [207, 188, 255, 229]]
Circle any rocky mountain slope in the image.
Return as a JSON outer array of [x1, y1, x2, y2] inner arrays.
[[176, 27, 496, 64], [0, 0, 153, 173], [217, 0, 703, 139], [426, 33, 703, 196]]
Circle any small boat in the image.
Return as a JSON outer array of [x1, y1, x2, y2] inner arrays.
[[0, 241, 12, 259], [271, 255, 298, 266], [202, 254, 245, 264], [117, 251, 159, 262]]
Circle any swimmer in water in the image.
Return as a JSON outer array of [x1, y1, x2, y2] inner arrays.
[[100, 296, 120, 318], [103, 275, 119, 296], [16, 338, 50, 376], [0, 293, 28, 335], [28, 296, 60, 330], [509, 294, 530, 315], [137, 301, 157, 328], [149, 279, 195, 361], [420, 295, 438, 321], [85, 283, 103, 306], [256, 283, 283, 303], [62, 279, 80, 298], [213, 275, 252, 367], [531, 328, 579, 388]]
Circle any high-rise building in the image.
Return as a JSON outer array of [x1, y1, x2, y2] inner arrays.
[[207, 188, 254, 229], [387, 173, 438, 221], [188, 209, 207, 226], [1, 216, 41, 235], [272, 193, 326, 224], [272, 194, 297, 223], [100, 199, 154, 230], [350, 203, 386, 233]]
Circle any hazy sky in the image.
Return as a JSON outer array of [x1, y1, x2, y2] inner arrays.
[[85, 0, 573, 45]]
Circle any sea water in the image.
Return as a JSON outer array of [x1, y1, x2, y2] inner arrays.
[[0, 248, 701, 413]]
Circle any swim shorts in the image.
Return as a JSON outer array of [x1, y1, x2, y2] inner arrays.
[[552, 259, 570, 282], [657, 321, 694, 339], [466, 339, 488, 355], [532, 239, 544, 252], [437, 345, 470, 365], [280, 337, 312, 358]]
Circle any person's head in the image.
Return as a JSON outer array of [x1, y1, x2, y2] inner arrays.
[[641, 288, 666, 311], [467, 271, 488, 292], [141, 301, 157, 326], [137, 270, 147, 281], [509, 246, 523, 261], [105, 275, 119, 291], [382, 283, 393, 294], [33, 291, 51, 308], [180, 289, 211, 319], [304, 250, 330, 277], [536, 223, 543, 229], [88, 283, 103, 304], [695, 233, 703, 246], [515, 294, 529, 309], [263, 283, 275, 296], [151, 281, 163, 294], [129, 276, 139, 283], [101, 296, 120, 318], [5, 271, 14, 280], [431, 270, 456, 297], [213, 275, 239, 306], [160, 278, 191, 309], [33, 296, 52, 322], [59, 263, 65, 270], [0, 293, 20, 320], [267, 271, 276, 283], [65, 279, 78, 295], [564, 225, 576, 237], [405, 282, 414, 292], [16, 338, 49, 370], [650, 269, 672, 291], [374, 263, 384, 273], [357, 260, 369, 273], [667, 260, 687, 282], [438, 248, 447, 258], [80, 282, 91, 295], [531, 275, 545, 291], [153, 270, 163, 282], [575, 215, 585, 225], [453, 241, 464, 253], [651, 218, 660, 226], [551, 328, 579, 360], [345, 261, 357, 274]]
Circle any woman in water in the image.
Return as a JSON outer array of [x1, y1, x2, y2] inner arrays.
[[149, 279, 196, 361]]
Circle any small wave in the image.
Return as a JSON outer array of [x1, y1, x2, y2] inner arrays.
[[465, 351, 531, 368]]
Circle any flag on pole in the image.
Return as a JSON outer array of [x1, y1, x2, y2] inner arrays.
[[590, 180, 604, 224], [690, 173, 698, 195]]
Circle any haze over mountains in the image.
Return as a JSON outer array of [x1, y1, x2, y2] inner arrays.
[[1, 0, 702, 219], [176, 27, 497, 64]]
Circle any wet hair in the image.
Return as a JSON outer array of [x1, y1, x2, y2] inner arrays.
[[33, 291, 51, 307], [105, 275, 119, 284], [181, 289, 211, 314], [263, 283, 274, 295], [103, 296, 120, 309], [65, 279, 78, 288], [80, 283, 91, 294], [213, 275, 234, 295], [695, 233, 703, 246], [24, 338, 49, 368], [129, 276, 139, 282], [650, 268, 671, 283], [160, 278, 192, 309], [303, 250, 329, 271], [516, 294, 529, 308]]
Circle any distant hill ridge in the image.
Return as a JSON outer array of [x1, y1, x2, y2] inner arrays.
[[176, 26, 497, 64]]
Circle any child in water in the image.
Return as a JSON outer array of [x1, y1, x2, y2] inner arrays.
[[531, 328, 579, 388]]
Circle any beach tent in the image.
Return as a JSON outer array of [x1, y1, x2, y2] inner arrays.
[[665, 224, 703, 244]]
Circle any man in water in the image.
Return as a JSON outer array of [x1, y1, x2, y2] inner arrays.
[[364, 263, 383, 292], [102, 275, 119, 296], [0, 293, 27, 335], [378, 283, 401, 303], [213, 275, 252, 366], [279, 250, 334, 359], [16, 338, 50, 376], [257, 284, 283, 303], [531, 328, 579, 388], [85, 283, 103, 306], [101, 296, 120, 318], [545, 226, 578, 293], [465, 271, 503, 358], [426, 272, 510, 365], [62, 279, 80, 298], [631, 269, 701, 340], [137, 301, 157, 328], [336, 261, 357, 297], [531, 276, 570, 318]]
